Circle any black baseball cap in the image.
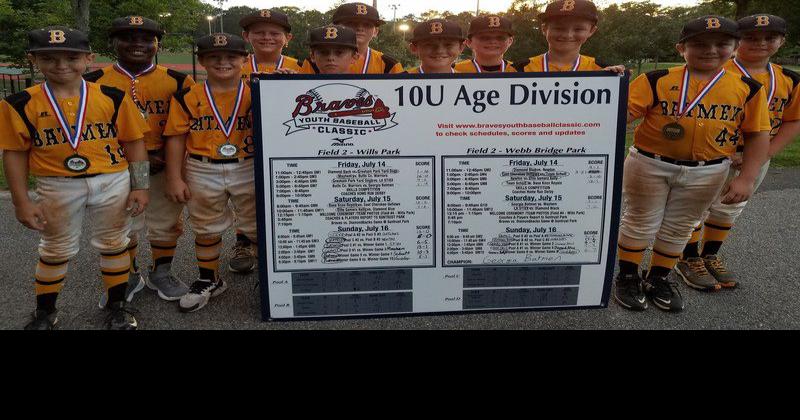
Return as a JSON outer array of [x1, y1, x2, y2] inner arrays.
[[195, 33, 248, 56], [539, 0, 599, 23], [309, 25, 357, 50], [239, 9, 292, 33], [468, 15, 513, 37], [332, 2, 384, 26], [680, 15, 740, 43], [738, 14, 787, 35], [28, 26, 91, 53], [411, 19, 465, 43], [109, 16, 166, 39]]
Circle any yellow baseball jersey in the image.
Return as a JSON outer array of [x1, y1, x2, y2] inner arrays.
[[0, 82, 148, 177], [724, 60, 800, 137], [300, 48, 403, 74], [163, 83, 253, 159], [241, 54, 302, 79], [454, 59, 517, 73], [628, 65, 771, 161], [84, 64, 194, 151], [513, 54, 604, 72]]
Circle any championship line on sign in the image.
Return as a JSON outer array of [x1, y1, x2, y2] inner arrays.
[[252, 72, 629, 320]]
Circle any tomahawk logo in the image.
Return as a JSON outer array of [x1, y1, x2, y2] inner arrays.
[[284, 83, 398, 144]]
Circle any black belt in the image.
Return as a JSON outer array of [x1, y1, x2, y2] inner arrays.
[[58, 173, 100, 179], [634, 148, 727, 167], [188, 154, 254, 164], [147, 149, 163, 155]]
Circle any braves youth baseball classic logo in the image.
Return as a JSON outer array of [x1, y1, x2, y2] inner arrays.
[[284, 84, 398, 144]]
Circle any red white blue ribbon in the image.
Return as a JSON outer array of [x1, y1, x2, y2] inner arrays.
[[418, 66, 454, 74], [677, 66, 726, 118], [251, 54, 284, 73], [113, 62, 156, 81], [472, 58, 506, 73], [360, 48, 372, 74], [204, 81, 245, 140], [733, 58, 776, 107], [543, 53, 581, 72], [42, 80, 89, 151]]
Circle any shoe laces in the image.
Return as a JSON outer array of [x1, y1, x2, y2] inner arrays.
[[190, 280, 216, 294], [687, 258, 711, 275], [651, 276, 682, 299], [706, 257, 728, 273], [106, 303, 138, 323], [617, 274, 642, 295], [232, 242, 255, 259]]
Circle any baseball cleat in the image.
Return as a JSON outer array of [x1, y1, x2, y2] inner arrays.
[[677, 257, 721, 291], [147, 264, 189, 301], [703, 255, 738, 289], [643, 275, 685, 312], [614, 272, 648, 311], [106, 301, 138, 330], [179, 279, 228, 313], [24, 309, 59, 330], [229, 239, 256, 274]]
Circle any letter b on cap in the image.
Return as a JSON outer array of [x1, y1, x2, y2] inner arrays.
[[129, 16, 144, 25], [756, 16, 770, 26], [260, 10, 271, 18], [213, 35, 228, 46], [325, 27, 338, 39], [356, 4, 368, 15], [430, 22, 443, 34], [561, 0, 576, 12], [48, 30, 66, 44], [706, 18, 721, 29], [488, 17, 501, 27]]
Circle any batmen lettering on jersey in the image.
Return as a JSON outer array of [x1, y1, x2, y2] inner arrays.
[[241, 54, 302, 79], [514, 54, 604, 72], [84, 65, 194, 151], [163, 83, 253, 159], [628, 65, 771, 161], [0, 82, 148, 176], [454, 59, 517, 73], [724, 60, 800, 137], [300, 48, 403, 74]]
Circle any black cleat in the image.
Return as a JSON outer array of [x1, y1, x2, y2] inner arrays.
[[24, 309, 59, 330], [643, 275, 685, 312], [614, 272, 648, 311], [106, 301, 138, 330]]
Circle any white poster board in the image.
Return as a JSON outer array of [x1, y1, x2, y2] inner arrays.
[[252, 72, 628, 320]]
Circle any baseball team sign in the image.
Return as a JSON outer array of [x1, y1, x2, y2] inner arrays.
[[252, 72, 629, 320]]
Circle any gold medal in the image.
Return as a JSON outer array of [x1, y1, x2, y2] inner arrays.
[[662, 122, 685, 140], [64, 154, 90, 172]]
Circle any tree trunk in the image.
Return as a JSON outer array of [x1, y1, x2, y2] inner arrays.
[[71, 0, 90, 34], [734, 0, 750, 20]]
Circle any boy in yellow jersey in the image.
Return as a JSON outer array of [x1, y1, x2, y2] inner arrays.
[[614, 16, 771, 312], [678, 14, 800, 290], [406, 19, 465, 74], [233, 9, 300, 272], [84, 16, 194, 306], [163, 34, 254, 313], [300, 2, 403, 74], [240, 9, 302, 78], [0, 27, 150, 329], [514, 0, 623, 74], [454, 15, 516, 74], [307, 25, 360, 74]]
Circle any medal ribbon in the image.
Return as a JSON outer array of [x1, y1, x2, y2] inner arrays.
[[733, 58, 776, 107], [677, 66, 726, 119], [361, 48, 372, 74], [472, 58, 506, 73], [114, 63, 155, 113], [42, 80, 88, 151], [204, 81, 245, 140], [251, 54, 284, 73], [543, 53, 581, 72]]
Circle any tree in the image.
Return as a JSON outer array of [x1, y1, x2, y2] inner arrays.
[[71, 0, 90, 33]]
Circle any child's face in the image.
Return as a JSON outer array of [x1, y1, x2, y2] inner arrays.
[[29, 51, 94, 85], [542, 17, 597, 54], [339, 19, 378, 48], [465, 31, 513, 58], [113, 30, 158, 65], [310, 46, 358, 74], [677, 34, 738, 73], [199, 52, 247, 81], [243, 22, 292, 56], [411, 38, 464, 70], [737, 31, 785, 62]]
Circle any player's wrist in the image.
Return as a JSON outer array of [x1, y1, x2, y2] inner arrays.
[[129, 160, 150, 190]]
